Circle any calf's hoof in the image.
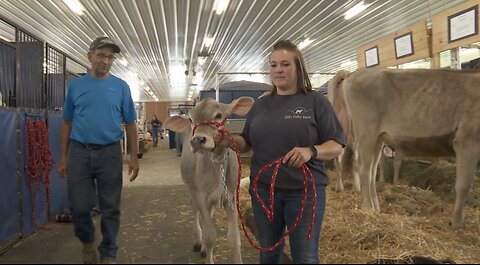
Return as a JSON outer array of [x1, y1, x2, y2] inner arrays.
[[193, 243, 202, 252]]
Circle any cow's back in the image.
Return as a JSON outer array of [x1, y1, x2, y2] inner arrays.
[[343, 68, 480, 156]]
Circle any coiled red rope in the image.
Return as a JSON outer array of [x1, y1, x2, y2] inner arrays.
[[25, 117, 54, 229], [192, 119, 317, 251]]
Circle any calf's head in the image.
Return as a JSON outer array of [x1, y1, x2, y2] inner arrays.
[[164, 96, 254, 153]]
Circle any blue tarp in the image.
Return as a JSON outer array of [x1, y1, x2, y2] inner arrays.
[[48, 113, 68, 216], [0, 111, 21, 246], [0, 110, 69, 248]]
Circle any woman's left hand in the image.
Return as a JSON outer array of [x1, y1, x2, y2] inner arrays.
[[283, 147, 312, 168]]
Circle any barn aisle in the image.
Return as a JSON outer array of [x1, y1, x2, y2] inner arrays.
[[0, 137, 259, 264]]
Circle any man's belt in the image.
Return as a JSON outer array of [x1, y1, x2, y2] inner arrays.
[[71, 140, 117, 150]]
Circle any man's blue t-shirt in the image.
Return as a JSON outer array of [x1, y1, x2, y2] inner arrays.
[[62, 73, 137, 145]]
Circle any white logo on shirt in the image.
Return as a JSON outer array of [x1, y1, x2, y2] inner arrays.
[[285, 107, 312, 120]]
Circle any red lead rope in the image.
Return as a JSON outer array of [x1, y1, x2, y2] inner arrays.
[[25, 118, 54, 229], [192, 119, 317, 252]]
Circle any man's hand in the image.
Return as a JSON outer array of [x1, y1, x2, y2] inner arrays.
[[129, 157, 140, 182], [57, 158, 68, 178]]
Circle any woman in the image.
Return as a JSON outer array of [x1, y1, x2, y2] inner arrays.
[[214, 40, 344, 264]]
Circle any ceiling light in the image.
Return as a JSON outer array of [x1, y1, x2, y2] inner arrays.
[[298, 38, 314, 50], [63, 0, 85, 16], [340, 60, 356, 68], [198, 57, 207, 65], [118, 58, 128, 67], [204, 37, 214, 48], [0, 34, 14, 42], [344, 1, 371, 20], [213, 0, 229, 15], [194, 74, 203, 84]]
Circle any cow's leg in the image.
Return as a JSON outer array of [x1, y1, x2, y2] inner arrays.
[[357, 138, 383, 211], [370, 145, 383, 211], [224, 197, 242, 263], [392, 152, 403, 184], [451, 145, 479, 229], [192, 208, 203, 253], [197, 195, 216, 264], [378, 152, 386, 183], [352, 146, 361, 192], [334, 157, 345, 192]]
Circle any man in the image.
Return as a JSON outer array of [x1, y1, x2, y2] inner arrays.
[[57, 36, 140, 264], [150, 115, 161, 147]]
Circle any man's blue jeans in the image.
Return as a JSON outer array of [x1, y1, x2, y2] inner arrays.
[[152, 127, 159, 146], [249, 184, 326, 264], [67, 141, 123, 260]]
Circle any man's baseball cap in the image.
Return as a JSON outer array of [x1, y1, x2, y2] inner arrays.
[[89, 36, 121, 53]]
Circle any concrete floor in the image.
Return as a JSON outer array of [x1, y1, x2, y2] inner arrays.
[[0, 137, 259, 264]]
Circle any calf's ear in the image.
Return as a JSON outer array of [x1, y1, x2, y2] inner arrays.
[[227, 96, 254, 116], [164, 115, 191, 133]]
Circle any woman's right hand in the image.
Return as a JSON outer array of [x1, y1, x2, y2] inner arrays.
[[213, 129, 231, 148]]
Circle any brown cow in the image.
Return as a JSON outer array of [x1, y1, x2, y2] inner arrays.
[[327, 75, 360, 192], [328, 76, 403, 190], [330, 68, 480, 228], [164, 97, 254, 263]]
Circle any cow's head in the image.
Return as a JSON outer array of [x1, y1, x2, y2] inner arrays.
[[165, 96, 254, 154]]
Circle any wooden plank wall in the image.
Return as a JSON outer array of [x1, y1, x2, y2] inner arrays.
[[357, 20, 430, 68], [145, 102, 170, 122]]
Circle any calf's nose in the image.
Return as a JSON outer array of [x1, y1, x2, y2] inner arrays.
[[191, 136, 207, 149]]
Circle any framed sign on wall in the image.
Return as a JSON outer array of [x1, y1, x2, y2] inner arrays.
[[448, 5, 478, 43], [394, 32, 414, 59], [365, 46, 379, 67]]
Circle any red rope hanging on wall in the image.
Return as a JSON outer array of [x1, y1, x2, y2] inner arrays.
[[24, 116, 53, 228]]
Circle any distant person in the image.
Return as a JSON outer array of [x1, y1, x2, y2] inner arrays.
[[174, 130, 183, 156], [150, 115, 162, 147], [57, 36, 140, 264], [174, 112, 186, 156]]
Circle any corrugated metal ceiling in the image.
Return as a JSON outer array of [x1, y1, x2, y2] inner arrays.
[[0, 0, 468, 102]]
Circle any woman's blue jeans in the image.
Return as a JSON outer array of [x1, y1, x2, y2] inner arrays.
[[249, 184, 326, 264], [67, 141, 123, 260]]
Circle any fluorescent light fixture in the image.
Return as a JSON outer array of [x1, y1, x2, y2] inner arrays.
[[213, 0, 229, 15], [194, 73, 203, 84], [340, 60, 356, 68], [0, 34, 14, 42], [344, 1, 371, 20], [204, 37, 214, 48], [198, 56, 207, 65], [298, 38, 314, 50], [63, 0, 85, 15], [118, 58, 128, 67]]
